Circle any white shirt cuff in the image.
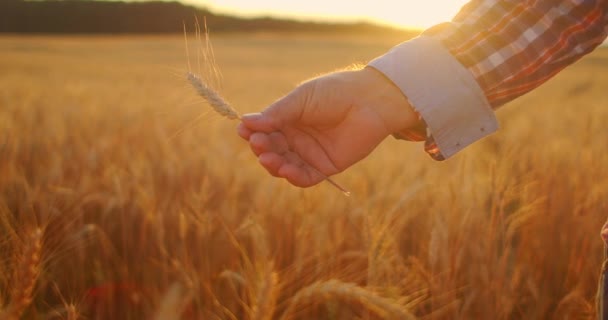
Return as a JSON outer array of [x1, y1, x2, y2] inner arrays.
[[368, 36, 499, 159]]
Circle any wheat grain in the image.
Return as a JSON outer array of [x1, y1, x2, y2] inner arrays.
[[278, 279, 416, 320], [2, 228, 44, 320], [187, 72, 240, 120]]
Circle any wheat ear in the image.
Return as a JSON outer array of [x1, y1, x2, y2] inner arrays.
[[278, 279, 416, 320], [187, 72, 240, 120], [1, 228, 43, 320], [252, 270, 279, 320], [187, 72, 350, 196]]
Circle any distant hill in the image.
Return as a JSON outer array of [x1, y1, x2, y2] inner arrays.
[[0, 0, 418, 37]]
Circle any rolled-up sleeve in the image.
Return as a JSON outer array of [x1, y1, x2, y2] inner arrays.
[[369, 36, 498, 159], [369, 0, 608, 160]]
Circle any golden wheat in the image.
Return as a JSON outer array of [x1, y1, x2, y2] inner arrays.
[[278, 279, 417, 320], [187, 72, 240, 120], [66, 304, 80, 320], [0, 35, 606, 319], [1, 228, 43, 320], [251, 269, 279, 320], [154, 283, 192, 320]]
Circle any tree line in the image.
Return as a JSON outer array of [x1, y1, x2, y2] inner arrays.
[[0, 0, 416, 35]]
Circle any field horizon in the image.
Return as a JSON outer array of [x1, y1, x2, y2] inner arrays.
[[0, 34, 607, 319]]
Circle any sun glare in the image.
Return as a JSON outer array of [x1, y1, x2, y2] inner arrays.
[[187, 0, 470, 29]]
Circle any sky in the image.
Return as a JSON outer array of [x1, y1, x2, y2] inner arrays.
[[182, 0, 470, 29]]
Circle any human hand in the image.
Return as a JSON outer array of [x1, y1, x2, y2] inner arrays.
[[237, 67, 418, 188]]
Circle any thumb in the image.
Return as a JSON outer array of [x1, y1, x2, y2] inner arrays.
[[242, 85, 307, 133], [240, 112, 276, 133]]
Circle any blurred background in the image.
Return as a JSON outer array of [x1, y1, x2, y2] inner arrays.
[[0, 0, 468, 32]]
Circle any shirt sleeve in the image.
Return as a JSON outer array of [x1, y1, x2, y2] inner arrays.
[[369, 0, 608, 160]]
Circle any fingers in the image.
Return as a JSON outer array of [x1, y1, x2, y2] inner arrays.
[[278, 163, 312, 187], [258, 151, 324, 187], [238, 127, 327, 187], [249, 132, 272, 156], [237, 122, 252, 140], [278, 161, 324, 188], [249, 132, 289, 156], [238, 130, 325, 187], [258, 152, 284, 177], [236, 82, 321, 187], [268, 132, 289, 152], [241, 112, 277, 133], [241, 84, 308, 133]]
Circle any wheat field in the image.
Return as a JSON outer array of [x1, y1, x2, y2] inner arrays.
[[0, 34, 607, 319]]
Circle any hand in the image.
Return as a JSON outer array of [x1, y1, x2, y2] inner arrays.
[[237, 67, 418, 188]]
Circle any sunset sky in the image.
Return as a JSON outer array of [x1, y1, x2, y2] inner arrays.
[[183, 0, 470, 29]]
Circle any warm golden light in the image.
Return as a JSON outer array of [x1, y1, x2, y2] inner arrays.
[[186, 0, 470, 29]]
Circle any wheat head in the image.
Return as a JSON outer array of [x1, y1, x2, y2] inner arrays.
[[252, 269, 279, 320], [1, 228, 44, 320], [187, 72, 240, 120], [278, 279, 416, 320]]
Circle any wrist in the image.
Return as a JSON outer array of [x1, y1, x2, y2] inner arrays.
[[358, 67, 419, 134]]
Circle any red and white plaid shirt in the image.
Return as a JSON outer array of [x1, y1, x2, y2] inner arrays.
[[372, 0, 608, 160]]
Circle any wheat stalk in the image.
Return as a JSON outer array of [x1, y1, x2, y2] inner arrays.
[[154, 283, 192, 320], [186, 72, 350, 196], [1, 228, 43, 320], [278, 279, 416, 320], [251, 269, 279, 320], [66, 304, 79, 320]]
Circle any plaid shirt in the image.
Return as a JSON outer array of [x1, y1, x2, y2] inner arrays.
[[384, 0, 608, 160]]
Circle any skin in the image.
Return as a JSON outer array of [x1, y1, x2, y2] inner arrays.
[[237, 66, 418, 188]]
